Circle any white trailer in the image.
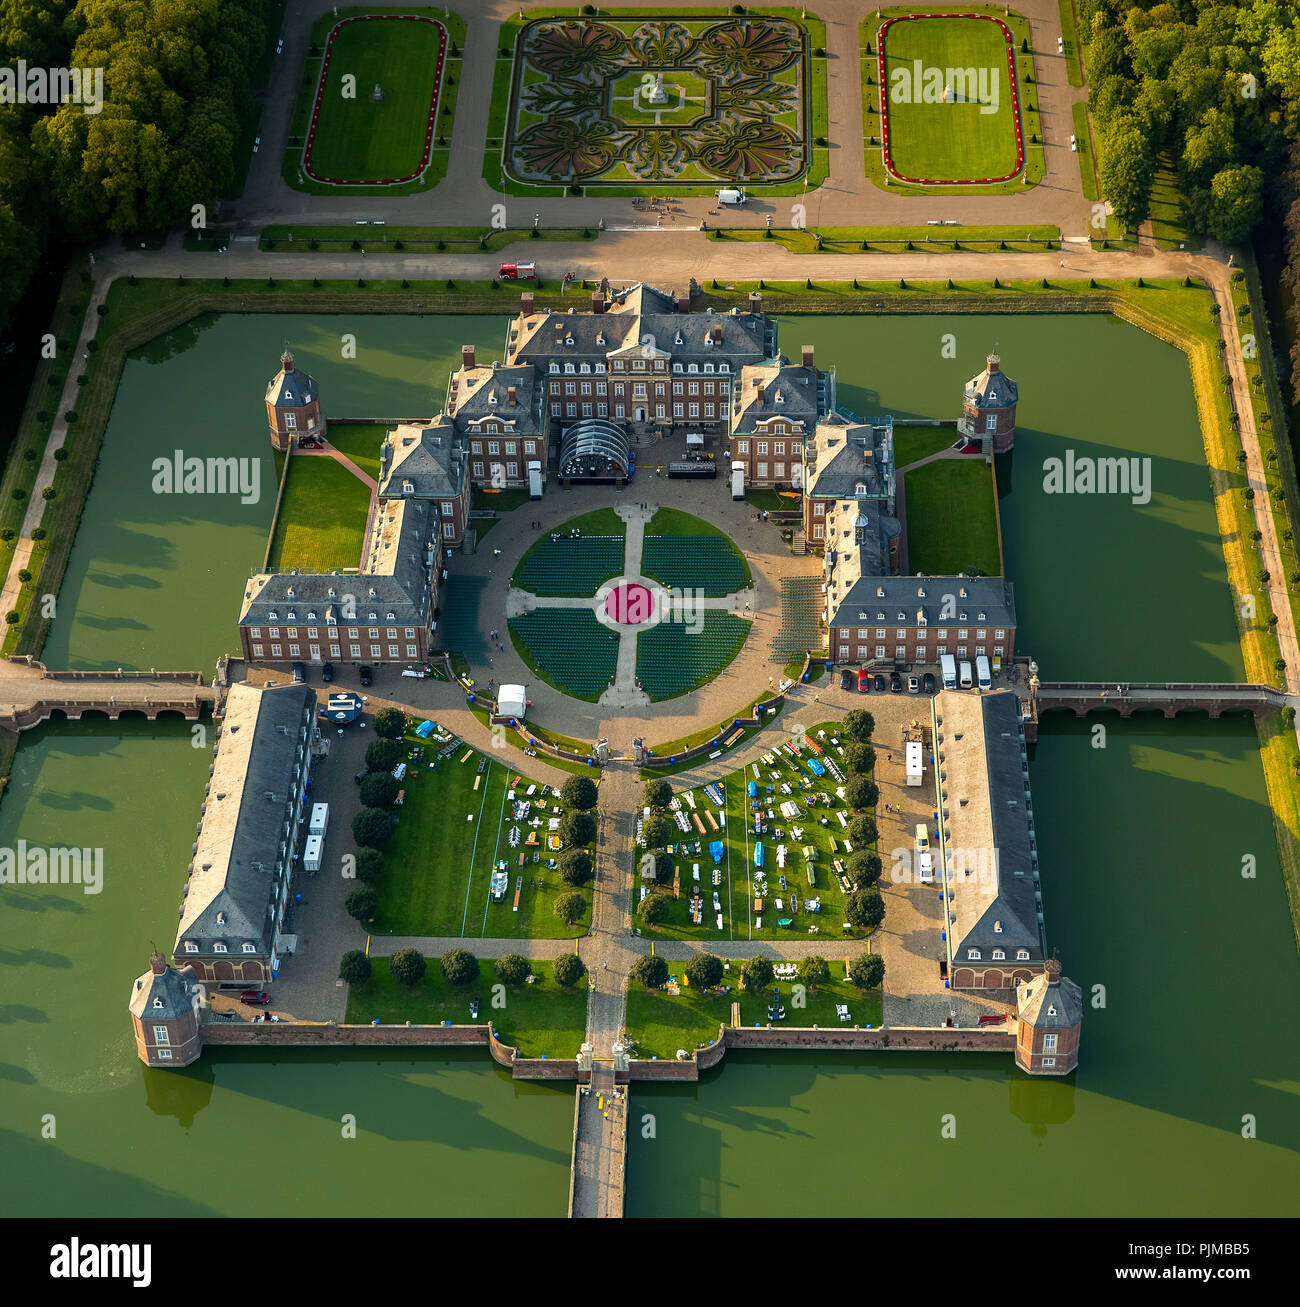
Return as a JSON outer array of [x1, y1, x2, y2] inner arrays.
[[905, 740, 924, 787], [309, 802, 329, 836], [731, 464, 744, 500], [303, 834, 324, 873]]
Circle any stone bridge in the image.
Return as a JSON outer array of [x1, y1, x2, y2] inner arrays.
[[1034, 681, 1285, 724], [0, 656, 213, 732]]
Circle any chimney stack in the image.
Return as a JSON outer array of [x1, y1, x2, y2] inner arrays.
[[711, 324, 722, 343], [507, 385, 517, 405], [987, 352, 1000, 373], [521, 291, 534, 315], [461, 345, 475, 371], [757, 383, 766, 403], [591, 290, 605, 315], [150, 949, 167, 976], [676, 289, 690, 313], [801, 344, 815, 370], [749, 291, 762, 315]]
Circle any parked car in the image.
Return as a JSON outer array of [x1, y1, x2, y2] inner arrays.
[[873, 673, 887, 693], [890, 672, 903, 693], [354, 769, 368, 784], [857, 669, 870, 692], [359, 665, 373, 687], [299, 435, 321, 449], [321, 662, 334, 683], [292, 662, 306, 683], [240, 990, 271, 1006], [907, 674, 920, 693], [840, 669, 855, 691], [922, 672, 936, 694]]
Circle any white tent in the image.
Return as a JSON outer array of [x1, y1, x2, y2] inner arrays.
[[498, 684, 527, 721]]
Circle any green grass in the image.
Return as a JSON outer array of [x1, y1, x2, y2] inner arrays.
[[1072, 101, 1099, 204], [511, 508, 627, 594], [259, 225, 596, 252], [709, 224, 1059, 255], [640, 727, 875, 943], [624, 970, 883, 1060], [879, 15, 1022, 183], [903, 456, 1002, 575], [1147, 156, 1201, 251], [370, 742, 590, 938], [894, 427, 958, 466], [472, 487, 531, 512], [266, 453, 371, 571], [1058, 0, 1084, 86], [305, 16, 446, 182], [324, 422, 387, 481], [344, 958, 589, 1059]]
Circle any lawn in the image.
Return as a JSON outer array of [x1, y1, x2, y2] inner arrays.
[[304, 15, 447, 184], [344, 958, 589, 1059], [326, 422, 388, 481], [472, 487, 531, 512], [266, 453, 371, 571], [637, 724, 877, 943], [369, 734, 590, 938], [511, 508, 627, 595], [879, 15, 1022, 183], [624, 969, 883, 1060], [894, 428, 959, 467], [902, 456, 1002, 575]]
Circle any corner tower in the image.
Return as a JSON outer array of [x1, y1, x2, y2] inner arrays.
[[962, 351, 1018, 454], [1014, 957, 1082, 1075], [265, 347, 324, 452], [128, 949, 203, 1068]]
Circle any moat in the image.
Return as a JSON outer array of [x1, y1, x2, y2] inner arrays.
[[2, 309, 1295, 1217]]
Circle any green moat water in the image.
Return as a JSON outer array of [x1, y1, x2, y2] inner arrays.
[[2, 310, 1294, 1216]]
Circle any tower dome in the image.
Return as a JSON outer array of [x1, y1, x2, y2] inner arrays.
[[265, 346, 324, 453], [962, 351, 1018, 454]]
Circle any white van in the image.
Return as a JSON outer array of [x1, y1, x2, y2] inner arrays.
[[715, 187, 746, 205], [959, 659, 973, 689], [917, 849, 934, 884], [976, 654, 992, 691], [940, 653, 957, 690]]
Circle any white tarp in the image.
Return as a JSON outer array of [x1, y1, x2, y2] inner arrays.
[[498, 684, 527, 720]]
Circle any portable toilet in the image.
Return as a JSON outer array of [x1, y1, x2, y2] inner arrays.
[[309, 802, 329, 836], [303, 834, 323, 872]]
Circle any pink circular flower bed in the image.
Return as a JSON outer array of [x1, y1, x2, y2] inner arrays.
[[876, 13, 1024, 186], [303, 14, 447, 186], [604, 583, 656, 626]]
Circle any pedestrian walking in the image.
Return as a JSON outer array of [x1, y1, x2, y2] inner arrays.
[[1059, 259, 1064, 268], [603, 961, 609, 971]]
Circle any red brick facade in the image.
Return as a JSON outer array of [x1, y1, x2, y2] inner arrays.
[[730, 420, 805, 489], [829, 621, 1014, 667], [240, 620, 430, 665]]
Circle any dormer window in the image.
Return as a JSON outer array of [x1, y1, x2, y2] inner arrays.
[[1047, 1005, 1058, 1017], [549, 362, 559, 373], [704, 362, 714, 373], [993, 921, 1003, 933], [183, 941, 198, 953], [215, 911, 226, 925], [402, 480, 415, 496], [307, 611, 316, 621], [212, 942, 227, 954], [967, 949, 981, 960], [488, 390, 498, 406], [1017, 949, 1029, 960], [286, 587, 295, 599], [719, 362, 729, 372], [595, 333, 606, 346], [855, 482, 866, 496], [152, 997, 164, 1009], [242, 942, 256, 954]]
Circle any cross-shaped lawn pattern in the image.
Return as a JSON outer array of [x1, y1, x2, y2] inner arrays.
[[507, 504, 755, 706]]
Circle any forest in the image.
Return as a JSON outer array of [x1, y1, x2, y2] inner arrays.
[[0, 0, 267, 332]]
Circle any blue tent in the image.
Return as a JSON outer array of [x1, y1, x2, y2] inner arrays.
[[754, 842, 764, 868], [709, 840, 724, 863], [747, 780, 757, 797]]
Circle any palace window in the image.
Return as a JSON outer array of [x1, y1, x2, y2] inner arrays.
[[967, 949, 980, 960]]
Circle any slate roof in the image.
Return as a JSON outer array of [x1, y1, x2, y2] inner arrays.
[[506, 283, 772, 366], [129, 955, 198, 1020], [823, 499, 902, 622], [266, 352, 318, 408], [804, 413, 895, 502], [378, 419, 467, 500], [446, 365, 542, 435], [830, 575, 1015, 630], [939, 689, 1044, 965], [965, 353, 1018, 410], [175, 683, 316, 957], [731, 360, 822, 433], [1018, 965, 1084, 1028]]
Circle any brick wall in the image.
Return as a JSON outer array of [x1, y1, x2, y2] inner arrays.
[[201, 1022, 490, 1048]]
